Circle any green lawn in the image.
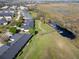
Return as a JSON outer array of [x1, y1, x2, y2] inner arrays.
[[16, 20, 79, 59]]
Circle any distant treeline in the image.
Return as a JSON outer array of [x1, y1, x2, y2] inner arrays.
[[38, 1, 79, 4], [0, 0, 79, 5]]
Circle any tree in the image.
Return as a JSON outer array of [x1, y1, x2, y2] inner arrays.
[[16, 22, 22, 27], [16, 16, 23, 27], [9, 27, 17, 34], [29, 28, 35, 35]]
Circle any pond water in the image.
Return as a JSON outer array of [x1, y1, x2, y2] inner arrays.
[[58, 27, 76, 39], [49, 21, 76, 39]]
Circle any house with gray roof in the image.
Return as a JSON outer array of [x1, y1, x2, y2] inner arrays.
[[20, 10, 34, 32], [0, 18, 7, 25], [0, 34, 32, 59], [0, 9, 15, 21], [21, 10, 32, 20], [21, 19, 34, 31], [10, 33, 24, 42]]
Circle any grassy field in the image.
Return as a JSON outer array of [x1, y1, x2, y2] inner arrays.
[[16, 19, 79, 59], [37, 3, 79, 19], [37, 3, 79, 36], [16, 3, 79, 59]]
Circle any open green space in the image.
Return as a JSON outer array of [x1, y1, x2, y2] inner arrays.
[[16, 19, 79, 59]]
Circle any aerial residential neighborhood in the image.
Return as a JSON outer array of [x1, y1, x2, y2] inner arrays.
[[0, 3, 34, 59], [1, 0, 79, 59]]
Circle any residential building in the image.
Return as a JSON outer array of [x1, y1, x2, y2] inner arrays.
[[21, 19, 34, 32], [0, 34, 32, 59], [10, 33, 23, 41], [0, 18, 7, 25], [0, 11, 14, 21]]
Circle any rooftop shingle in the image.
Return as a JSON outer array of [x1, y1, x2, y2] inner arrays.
[[0, 18, 7, 25]]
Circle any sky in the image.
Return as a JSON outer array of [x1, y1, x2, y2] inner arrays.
[[1, 0, 79, 3], [25, 0, 79, 1], [2, 0, 79, 1], [21, 0, 79, 2]]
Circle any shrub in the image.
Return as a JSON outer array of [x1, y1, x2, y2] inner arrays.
[[29, 28, 35, 35], [9, 27, 17, 34], [16, 22, 22, 27]]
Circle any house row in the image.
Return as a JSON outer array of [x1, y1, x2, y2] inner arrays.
[[1, 5, 17, 10], [13, 9, 34, 32], [1, 6, 9, 10], [20, 10, 34, 32], [0, 18, 7, 25], [10, 5, 17, 10], [21, 19, 34, 32], [21, 10, 32, 20], [0, 13, 12, 25], [0, 33, 32, 59], [0, 8, 16, 25], [0, 6, 34, 59]]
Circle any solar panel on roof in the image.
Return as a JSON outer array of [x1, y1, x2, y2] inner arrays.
[[21, 20, 34, 29], [10, 34, 23, 40], [0, 13, 13, 16], [0, 34, 32, 59], [0, 45, 9, 56]]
